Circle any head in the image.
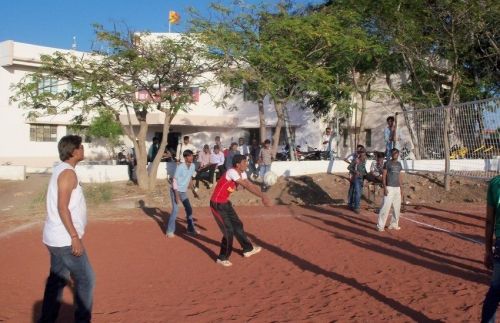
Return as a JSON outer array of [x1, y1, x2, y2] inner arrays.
[[183, 149, 194, 163], [356, 145, 366, 154], [264, 139, 271, 148], [232, 154, 248, 172], [215, 136, 221, 143], [58, 135, 84, 162], [213, 145, 220, 153], [358, 151, 367, 161], [183, 136, 190, 144], [230, 142, 238, 151], [203, 144, 210, 153], [387, 116, 395, 127], [376, 151, 385, 162], [325, 127, 332, 135], [391, 148, 400, 160], [238, 137, 245, 145], [251, 139, 258, 146], [152, 137, 159, 144]]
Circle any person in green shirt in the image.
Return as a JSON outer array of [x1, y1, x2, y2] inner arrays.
[[481, 175, 500, 323]]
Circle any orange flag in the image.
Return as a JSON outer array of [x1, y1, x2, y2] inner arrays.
[[169, 11, 180, 24]]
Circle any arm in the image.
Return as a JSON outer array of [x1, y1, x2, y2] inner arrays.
[[57, 170, 84, 256], [382, 168, 388, 196], [236, 178, 271, 206]]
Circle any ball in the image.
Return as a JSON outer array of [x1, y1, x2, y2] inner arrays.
[[263, 171, 278, 186]]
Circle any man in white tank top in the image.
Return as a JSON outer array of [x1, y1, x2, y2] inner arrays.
[[38, 135, 95, 323]]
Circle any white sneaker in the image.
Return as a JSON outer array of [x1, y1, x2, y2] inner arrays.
[[193, 187, 199, 192], [388, 225, 401, 230], [243, 246, 262, 258], [208, 183, 213, 189], [376, 227, 384, 232], [216, 259, 233, 267], [166, 232, 175, 238]]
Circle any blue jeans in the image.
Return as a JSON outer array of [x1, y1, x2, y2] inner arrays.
[[38, 245, 95, 323], [386, 142, 395, 159], [482, 240, 500, 323], [167, 189, 194, 234], [347, 176, 363, 210], [259, 164, 271, 179]]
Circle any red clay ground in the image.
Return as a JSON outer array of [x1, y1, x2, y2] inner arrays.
[[0, 202, 489, 322]]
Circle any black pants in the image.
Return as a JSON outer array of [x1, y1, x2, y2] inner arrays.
[[195, 164, 217, 188], [210, 201, 253, 260], [209, 165, 225, 183]]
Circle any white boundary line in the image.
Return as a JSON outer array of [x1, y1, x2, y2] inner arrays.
[[399, 214, 483, 245]]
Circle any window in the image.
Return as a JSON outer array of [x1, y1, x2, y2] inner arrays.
[[365, 129, 372, 147], [30, 124, 57, 142], [38, 77, 58, 94]]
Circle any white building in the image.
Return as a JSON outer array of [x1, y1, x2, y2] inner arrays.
[[0, 38, 407, 171]]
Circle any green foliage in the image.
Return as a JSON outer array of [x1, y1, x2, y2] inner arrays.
[[83, 183, 113, 205]]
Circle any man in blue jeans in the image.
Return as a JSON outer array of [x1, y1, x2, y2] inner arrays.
[[38, 135, 95, 323], [166, 149, 198, 237], [481, 175, 500, 323], [347, 150, 367, 214]]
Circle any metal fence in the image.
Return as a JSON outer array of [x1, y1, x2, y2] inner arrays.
[[400, 97, 499, 180]]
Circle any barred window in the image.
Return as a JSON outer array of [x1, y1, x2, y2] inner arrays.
[[38, 77, 58, 94], [30, 124, 57, 142]]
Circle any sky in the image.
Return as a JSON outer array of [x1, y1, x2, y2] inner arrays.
[[1, 0, 323, 52]]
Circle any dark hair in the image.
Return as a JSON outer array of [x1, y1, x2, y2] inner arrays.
[[152, 137, 159, 142], [203, 144, 210, 150], [376, 152, 385, 159], [183, 149, 194, 157], [391, 148, 400, 154], [357, 144, 365, 149], [183, 136, 189, 141], [230, 142, 238, 149], [387, 116, 395, 122], [213, 145, 220, 150], [232, 154, 246, 167], [58, 135, 82, 161], [326, 127, 331, 130], [264, 139, 271, 144]]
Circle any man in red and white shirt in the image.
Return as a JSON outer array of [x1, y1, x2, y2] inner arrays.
[[210, 154, 271, 267]]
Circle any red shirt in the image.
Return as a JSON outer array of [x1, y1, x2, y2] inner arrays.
[[210, 168, 246, 203]]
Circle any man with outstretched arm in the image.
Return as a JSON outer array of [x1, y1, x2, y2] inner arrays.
[[481, 175, 500, 323], [210, 154, 271, 267], [38, 135, 95, 323]]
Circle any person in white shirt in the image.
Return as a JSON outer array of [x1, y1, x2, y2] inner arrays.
[[238, 137, 249, 157], [38, 135, 95, 323], [321, 127, 336, 160], [176, 136, 197, 162], [209, 144, 225, 183]]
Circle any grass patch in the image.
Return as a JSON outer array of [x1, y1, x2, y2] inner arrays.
[[31, 187, 48, 209], [83, 183, 113, 205]]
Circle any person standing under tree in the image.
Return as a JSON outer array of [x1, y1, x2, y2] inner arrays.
[[377, 148, 404, 232], [210, 155, 271, 267], [176, 136, 197, 163], [481, 175, 500, 323], [347, 149, 367, 214], [258, 139, 273, 192], [384, 116, 401, 160], [37, 135, 95, 323], [166, 150, 199, 237]]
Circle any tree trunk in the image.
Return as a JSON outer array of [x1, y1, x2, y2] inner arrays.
[[258, 98, 266, 144], [282, 104, 296, 161], [147, 109, 173, 191], [134, 110, 150, 190], [359, 93, 367, 146], [271, 101, 285, 158]]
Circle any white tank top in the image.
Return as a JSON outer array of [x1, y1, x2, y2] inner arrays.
[[43, 162, 87, 247]]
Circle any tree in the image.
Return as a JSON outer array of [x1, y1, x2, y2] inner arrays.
[[191, 1, 344, 159], [365, 0, 500, 189], [87, 110, 123, 159], [12, 25, 213, 190]]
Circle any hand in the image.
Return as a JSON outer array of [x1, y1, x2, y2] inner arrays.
[[485, 251, 494, 270], [262, 195, 271, 207], [71, 237, 84, 257]]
